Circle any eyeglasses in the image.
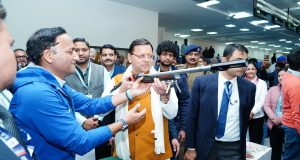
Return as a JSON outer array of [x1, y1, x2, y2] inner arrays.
[[16, 55, 28, 59], [131, 53, 155, 60]]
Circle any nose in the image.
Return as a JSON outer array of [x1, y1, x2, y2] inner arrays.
[[73, 51, 79, 61]]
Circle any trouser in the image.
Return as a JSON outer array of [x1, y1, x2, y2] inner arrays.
[[282, 125, 300, 160], [269, 126, 284, 160], [249, 117, 264, 144], [206, 140, 242, 160]]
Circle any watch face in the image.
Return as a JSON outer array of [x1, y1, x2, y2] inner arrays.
[[120, 119, 128, 131], [122, 125, 128, 131]]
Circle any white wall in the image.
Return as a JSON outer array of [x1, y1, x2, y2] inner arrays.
[[3, 0, 158, 50]]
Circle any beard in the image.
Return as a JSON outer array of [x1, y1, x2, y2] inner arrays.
[[77, 57, 89, 64], [160, 60, 172, 67]]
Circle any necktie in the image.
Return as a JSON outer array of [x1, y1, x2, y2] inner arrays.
[[216, 81, 232, 139]]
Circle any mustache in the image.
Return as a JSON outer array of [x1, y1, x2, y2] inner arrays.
[[104, 59, 113, 62]]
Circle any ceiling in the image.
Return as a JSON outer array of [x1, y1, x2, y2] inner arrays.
[[110, 0, 300, 54]]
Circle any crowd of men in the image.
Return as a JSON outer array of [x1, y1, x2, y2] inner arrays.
[[1, 3, 300, 160]]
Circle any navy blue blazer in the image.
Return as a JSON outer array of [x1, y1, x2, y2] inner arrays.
[[111, 64, 126, 78], [185, 73, 256, 160]]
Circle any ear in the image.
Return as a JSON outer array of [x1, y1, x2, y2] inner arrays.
[[221, 57, 227, 63], [42, 49, 54, 64]]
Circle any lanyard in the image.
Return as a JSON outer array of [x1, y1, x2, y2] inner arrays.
[[75, 63, 92, 89], [0, 127, 31, 159]]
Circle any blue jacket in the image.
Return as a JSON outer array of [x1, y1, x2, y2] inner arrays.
[[154, 65, 190, 139], [111, 64, 126, 78], [10, 67, 116, 160]]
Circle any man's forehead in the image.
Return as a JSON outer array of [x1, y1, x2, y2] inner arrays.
[[133, 44, 152, 52], [102, 48, 114, 53], [14, 50, 26, 55], [161, 51, 175, 55], [56, 34, 74, 47], [74, 41, 88, 48]]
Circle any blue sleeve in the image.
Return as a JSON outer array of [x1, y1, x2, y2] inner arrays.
[[16, 84, 113, 155], [177, 74, 190, 130], [65, 84, 115, 116], [185, 77, 201, 148], [168, 119, 179, 140]]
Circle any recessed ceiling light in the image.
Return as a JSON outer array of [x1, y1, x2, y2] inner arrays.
[[258, 42, 266, 44], [286, 41, 292, 43], [191, 28, 203, 32], [251, 46, 258, 48], [265, 48, 272, 51], [286, 47, 292, 50], [274, 45, 281, 48], [251, 41, 259, 43], [196, 0, 220, 8], [240, 28, 250, 31], [276, 50, 283, 52], [230, 12, 252, 19], [225, 24, 236, 28], [279, 39, 286, 41], [284, 51, 289, 54], [206, 32, 218, 35], [174, 33, 181, 36], [250, 20, 268, 25], [225, 42, 233, 45], [295, 43, 300, 46], [298, 2, 300, 5], [245, 45, 252, 48], [179, 34, 190, 38], [268, 44, 275, 46], [264, 25, 280, 30]]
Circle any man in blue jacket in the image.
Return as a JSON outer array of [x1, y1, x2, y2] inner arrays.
[[155, 40, 190, 159], [9, 27, 154, 160]]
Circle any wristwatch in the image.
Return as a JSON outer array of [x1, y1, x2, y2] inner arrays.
[[119, 119, 128, 131]]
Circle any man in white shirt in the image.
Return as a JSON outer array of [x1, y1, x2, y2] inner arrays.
[[185, 44, 256, 160]]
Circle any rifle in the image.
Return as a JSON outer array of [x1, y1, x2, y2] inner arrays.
[[132, 59, 247, 83]]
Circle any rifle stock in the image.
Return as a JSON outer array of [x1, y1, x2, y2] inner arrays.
[[133, 60, 247, 83]]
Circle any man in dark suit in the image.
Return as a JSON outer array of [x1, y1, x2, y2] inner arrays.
[[185, 44, 256, 160]]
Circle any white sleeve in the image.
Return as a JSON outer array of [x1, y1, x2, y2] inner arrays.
[[252, 80, 268, 115], [75, 112, 87, 126], [160, 88, 178, 119]]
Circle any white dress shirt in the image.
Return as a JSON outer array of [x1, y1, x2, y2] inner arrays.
[[216, 72, 240, 142]]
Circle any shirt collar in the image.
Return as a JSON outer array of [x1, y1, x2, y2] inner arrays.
[[76, 62, 90, 74], [288, 68, 300, 77], [53, 75, 66, 87], [219, 72, 237, 85]]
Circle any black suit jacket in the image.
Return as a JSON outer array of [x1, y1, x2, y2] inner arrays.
[[185, 73, 256, 160]]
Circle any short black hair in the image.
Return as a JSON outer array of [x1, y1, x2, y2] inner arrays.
[[26, 27, 66, 65], [156, 40, 178, 58], [129, 38, 153, 54], [0, 4, 6, 20], [223, 44, 248, 58], [13, 48, 25, 53], [247, 61, 257, 70], [247, 58, 257, 65], [73, 38, 90, 48], [100, 44, 116, 55], [287, 47, 300, 70], [275, 61, 285, 69]]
